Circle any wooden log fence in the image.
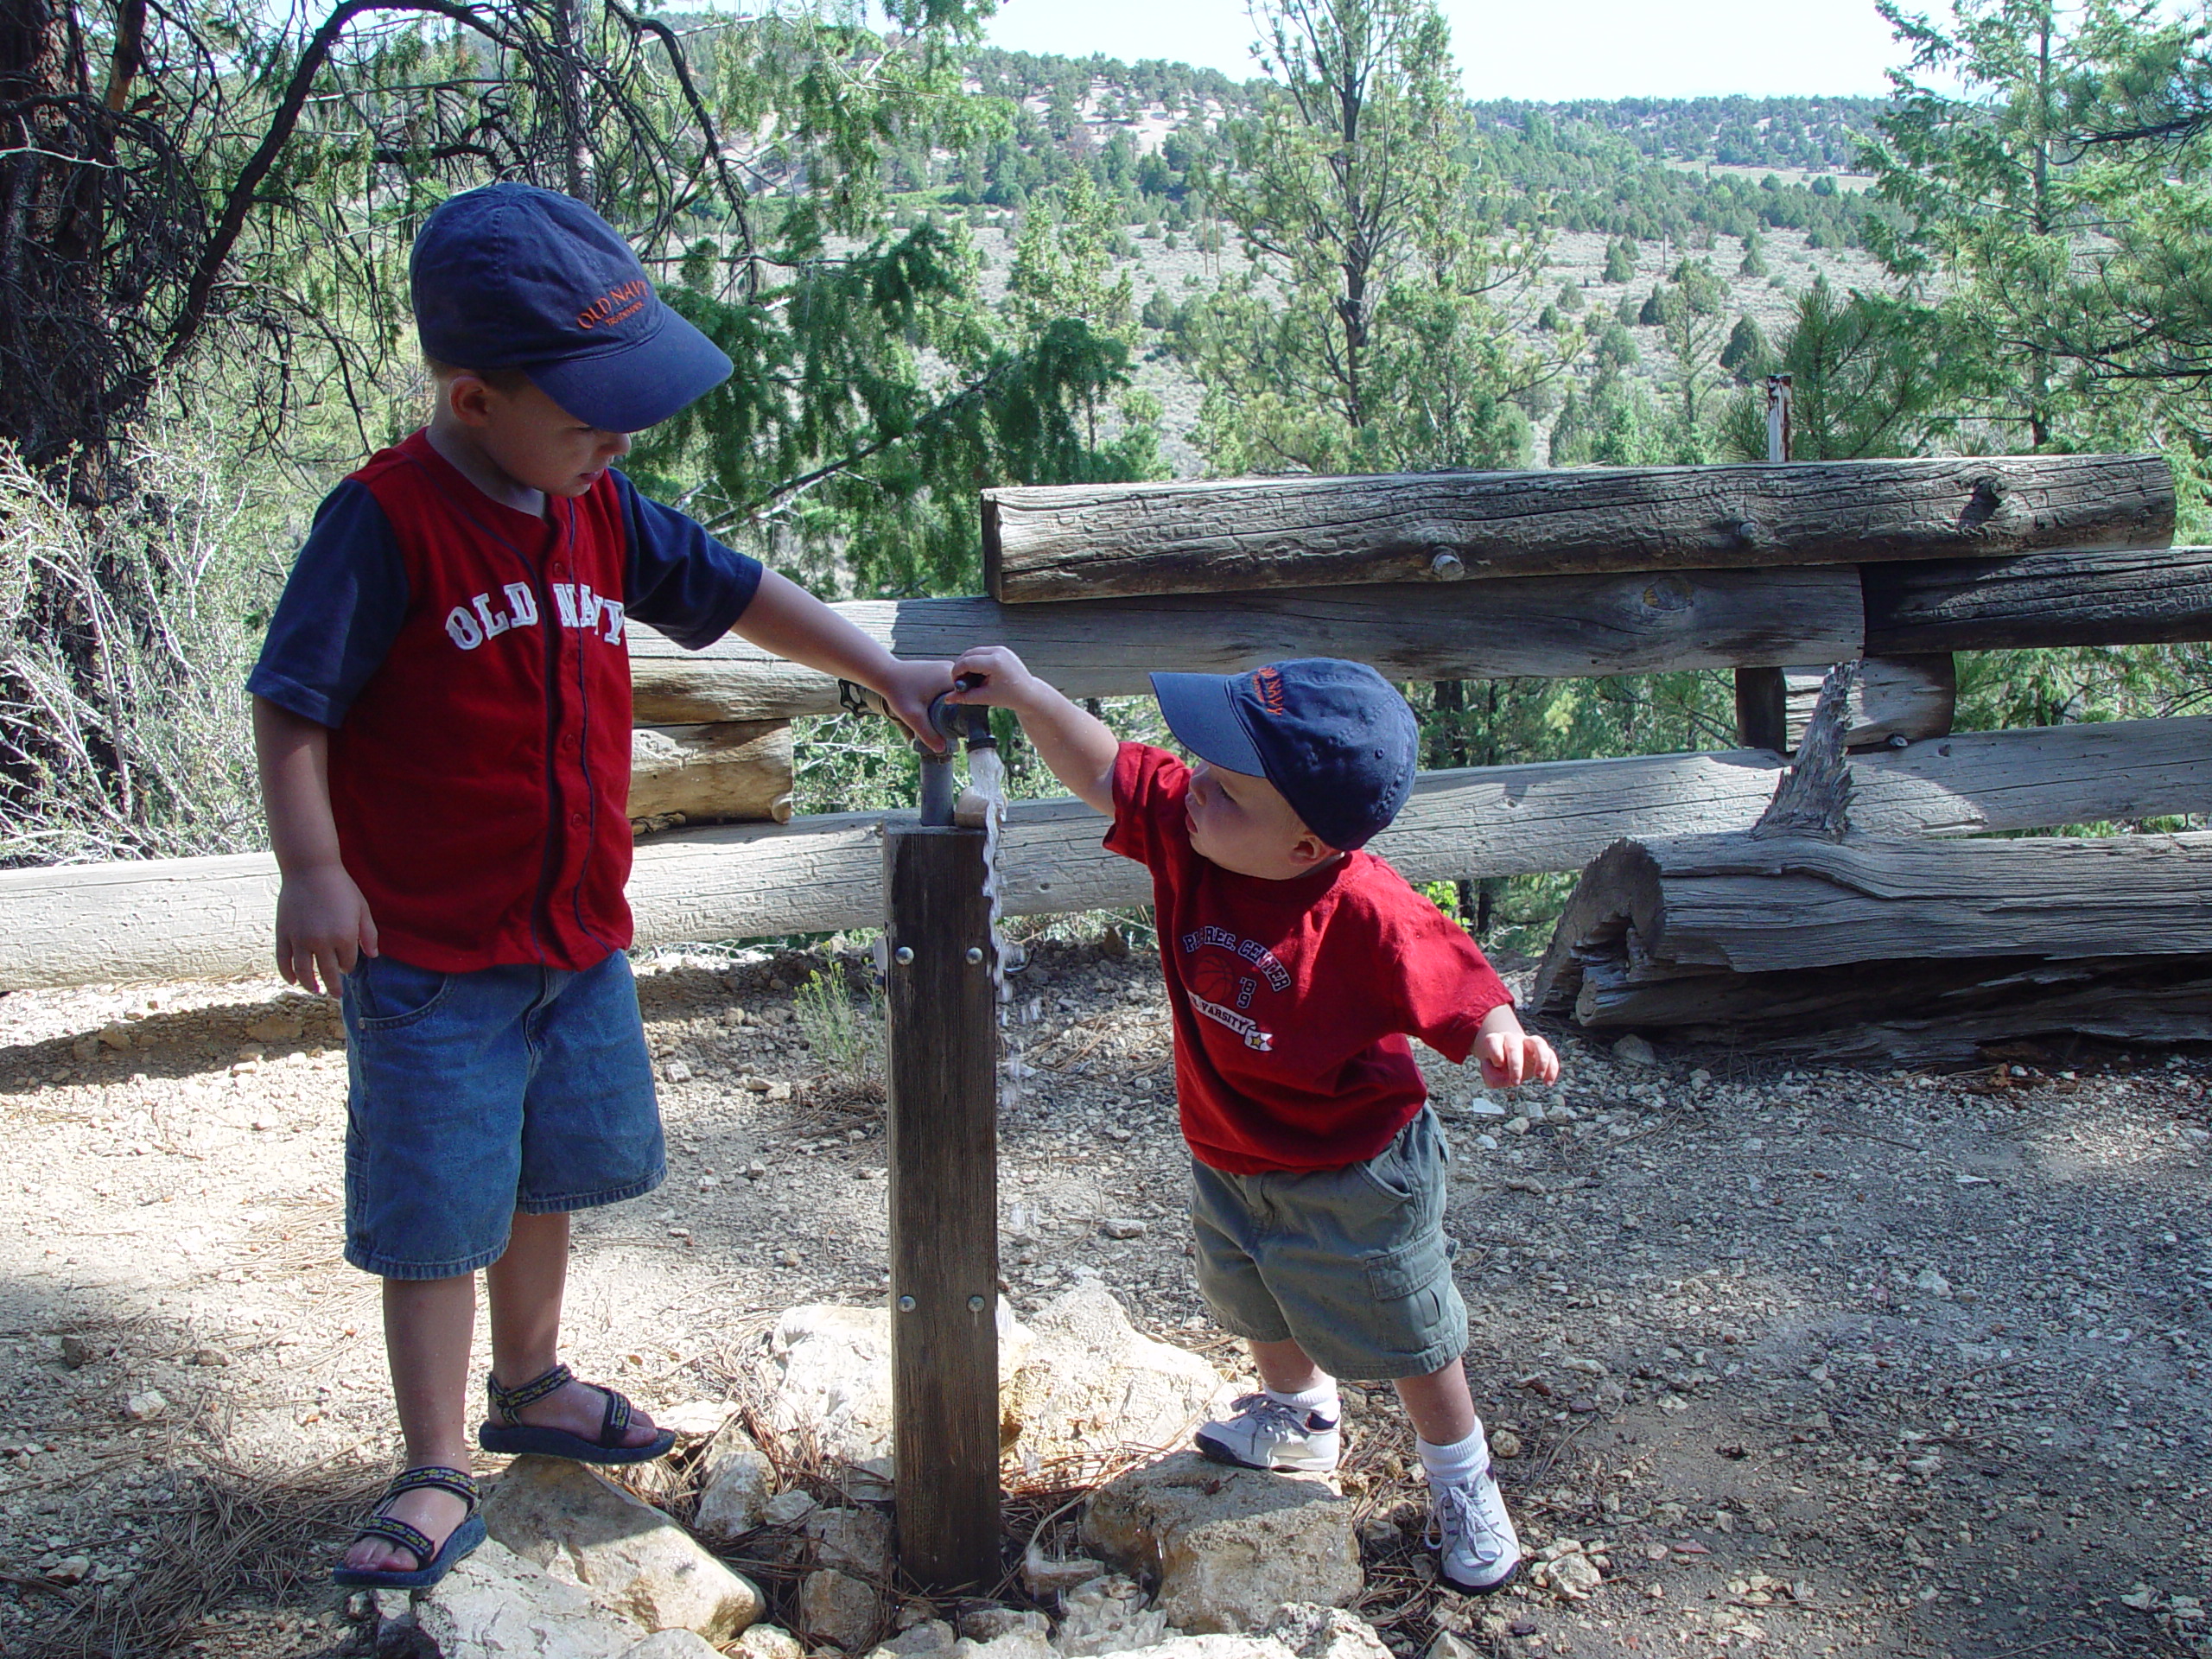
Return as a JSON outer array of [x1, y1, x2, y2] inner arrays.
[[1532, 830, 2212, 1063], [5, 715, 2204, 993], [1863, 543, 2212, 652], [982, 454, 2174, 602], [628, 549, 2212, 727], [1734, 653, 1959, 754], [627, 721, 794, 824]]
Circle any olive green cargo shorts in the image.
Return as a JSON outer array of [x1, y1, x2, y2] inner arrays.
[[1189, 1105, 1467, 1382]]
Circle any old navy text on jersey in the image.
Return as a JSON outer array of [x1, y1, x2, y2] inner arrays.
[[443, 582, 627, 652]]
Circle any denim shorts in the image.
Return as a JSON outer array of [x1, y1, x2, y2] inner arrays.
[[340, 950, 664, 1280], [1189, 1105, 1466, 1382]]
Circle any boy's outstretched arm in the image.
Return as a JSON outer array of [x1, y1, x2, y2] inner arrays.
[[735, 569, 952, 749], [1475, 1003, 1561, 1090], [946, 646, 1119, 815], [254, 696, 378, 997]]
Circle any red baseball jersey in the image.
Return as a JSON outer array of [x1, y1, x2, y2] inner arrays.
[[1105, 742, 1515, 1173], [250, 430, 761, 971]]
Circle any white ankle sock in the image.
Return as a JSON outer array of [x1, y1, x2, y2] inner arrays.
[[1416, 1422, 1490, 1486], [1265, 1380, 1341, 1422]]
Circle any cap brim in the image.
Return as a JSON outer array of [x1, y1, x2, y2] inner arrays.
[[1150, 671, 1267, 776], [526, 306, 734, 433]]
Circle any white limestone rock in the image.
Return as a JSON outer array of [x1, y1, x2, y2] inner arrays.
[[480, 1456, 764, 1641], [406, 1538, 645, 1659], [694, 1421, 777, 1541], [796, 1567, 882, 1652], [1053, 1574, 1177, 1656], [1002, 1283, 1232, 1465], [1079, 1453, 1362, 1636]]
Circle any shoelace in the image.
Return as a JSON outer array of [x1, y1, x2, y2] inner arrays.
[[1228, 1392, 1331, 1435], [1426, 1479, 1511, 1568]]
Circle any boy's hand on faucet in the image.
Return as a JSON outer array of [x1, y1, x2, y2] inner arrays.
[[945, 646, 1040, 711]]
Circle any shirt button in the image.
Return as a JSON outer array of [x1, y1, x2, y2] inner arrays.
[[569, 812, 585, 828]]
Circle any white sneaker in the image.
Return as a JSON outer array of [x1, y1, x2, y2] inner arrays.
[[1194, 1393, 1342, 1472], [1427, 1465, 1522, 1593]]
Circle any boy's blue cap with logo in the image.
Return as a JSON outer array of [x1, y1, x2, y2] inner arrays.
[[1150, 658, 1419, 851], [411, 182, 733, 433]]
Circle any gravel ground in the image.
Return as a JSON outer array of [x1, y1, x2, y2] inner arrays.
[[2, 937, 2207, 1659]]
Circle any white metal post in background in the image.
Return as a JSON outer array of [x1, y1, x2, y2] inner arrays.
[[1765, 372, 1794, 465], [1738, 373, 1801, 750]]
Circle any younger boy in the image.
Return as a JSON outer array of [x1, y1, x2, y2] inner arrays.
[[251, 183, 949, 1587], [949, 649, 1559, 1592]]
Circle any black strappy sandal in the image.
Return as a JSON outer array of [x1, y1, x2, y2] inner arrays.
[[477, 1361, 676, 1464], [331, 1465, 486, 1589]]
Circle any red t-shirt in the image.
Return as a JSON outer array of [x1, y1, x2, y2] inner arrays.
[[1104, 743, 1514, 1174]]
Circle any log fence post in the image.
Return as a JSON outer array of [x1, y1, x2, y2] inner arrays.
[[882, 820, 1002, 1591]]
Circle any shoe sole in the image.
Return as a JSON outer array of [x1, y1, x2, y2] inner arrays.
[[1438, 1556, 1521, 1597], [1193, 1429, 1338, 1475]]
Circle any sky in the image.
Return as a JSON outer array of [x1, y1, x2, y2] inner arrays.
[[980, 0, 1910, 101]]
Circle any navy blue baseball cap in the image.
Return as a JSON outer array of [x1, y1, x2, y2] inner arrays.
[[410, 183, 733, 432], [1150, 658, 1419, 851]]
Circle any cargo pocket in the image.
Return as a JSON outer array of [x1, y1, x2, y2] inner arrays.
[[1365, 1230, 1452, 1302]]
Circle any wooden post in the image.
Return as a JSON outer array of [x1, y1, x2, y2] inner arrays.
[[1736, 375, 1797, 749], [883, 823, 1001, 1591]]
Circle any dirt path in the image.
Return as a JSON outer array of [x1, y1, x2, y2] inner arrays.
[[2, 939, 2206, 1658]]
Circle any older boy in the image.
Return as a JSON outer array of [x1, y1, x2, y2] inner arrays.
[[251, 183, 949, 1587], [949, 650, 1559, 1593]]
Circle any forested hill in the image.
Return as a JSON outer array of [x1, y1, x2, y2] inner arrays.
[[945, 49, 1889, 250], [1468, 97, 1886, 171], [964, 48, 1885, 172]]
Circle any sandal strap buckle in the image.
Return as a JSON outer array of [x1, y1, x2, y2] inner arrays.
[[486, 1361, 574, 1424]]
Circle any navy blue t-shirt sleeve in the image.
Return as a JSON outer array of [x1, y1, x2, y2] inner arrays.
[[613, 470, 764, 650], [246, 480, 410, 728]]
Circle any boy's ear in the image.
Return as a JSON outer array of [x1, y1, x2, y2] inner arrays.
[[1287, 830, 1338, 868], [442, 371, 501, 428]]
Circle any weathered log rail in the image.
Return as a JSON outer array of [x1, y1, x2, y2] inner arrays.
[[1532, 830, 2212, 1063], [6, 715, 2204, 993], [982, 454, 2174, 602], [628, 546, 2212, 725]]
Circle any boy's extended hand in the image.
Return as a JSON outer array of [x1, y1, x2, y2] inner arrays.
[[276, 865, 378, 998], [1475, 1004, 1560, 1090], [946, 646, 1119, 814], [874, 656, 956, 752]]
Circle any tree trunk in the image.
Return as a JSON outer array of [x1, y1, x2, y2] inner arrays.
[[626, 721, 792, 824]]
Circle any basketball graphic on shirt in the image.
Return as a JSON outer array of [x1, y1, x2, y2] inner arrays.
[[1186, 952, 1240, 1007], [1183, 951, 1273, 1051]]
